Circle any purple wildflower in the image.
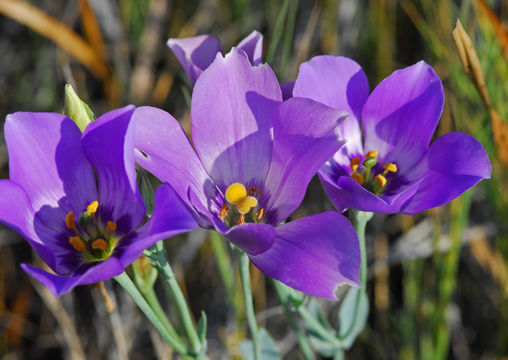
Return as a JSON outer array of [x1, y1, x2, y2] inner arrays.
[[168, 30, 263, 84], [134, 48, 361, 300], [0, 106, 197, 296], [292, 56, 491, 214]]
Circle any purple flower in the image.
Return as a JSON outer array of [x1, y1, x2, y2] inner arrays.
[[0, 106, 197, 296], [293, 56, 492, 214], [168, 30, 263, 84], [134, 49, 361, 299]]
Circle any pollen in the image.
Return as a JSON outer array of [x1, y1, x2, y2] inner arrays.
[[225, 183, 258, 214], [375, 174, 387, 187], [352, 172, 364, 185], [219, 204, 229, 220], [256, 207, 265, 220], [92, 239, 108, 251], [69, 236, 86, 252], [382, 163, 398, 174], [350, 157, 361, 172], [65, 211, 75, 229], [87, 201, 99, 216], [106, 221, 117, 232], [365, 150, 378, 158]]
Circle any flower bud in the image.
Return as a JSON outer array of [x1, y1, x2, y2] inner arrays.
[[64, 84, 95, 132]]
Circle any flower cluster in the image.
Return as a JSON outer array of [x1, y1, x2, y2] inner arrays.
[[0, 31, 491, 300]]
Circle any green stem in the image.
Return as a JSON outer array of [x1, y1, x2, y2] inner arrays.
[[266, 0, 290, 64], [239, 251, 261, 360], [209, 231, 244, 319], [338, 210, 373, 341], [297, 306, 340, 345], [280, 0, 298, 78], [114, 272, 190, 356], [143, 286, 183, 344], [273, 280, 315, 360], [146, 241, 201, 355]]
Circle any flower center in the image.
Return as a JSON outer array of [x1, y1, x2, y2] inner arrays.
[[349, 150, 398, 194], [219, 183, 265, 225], [65, 201, 119, 262]]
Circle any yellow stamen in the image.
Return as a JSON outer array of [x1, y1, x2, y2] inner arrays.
[[351, 172, 364, 185], [350, 157, 361, 172], [366, 150, 378, 158], [87, 201, 99, 217], [92, 239, 108, 251], [237, 214, 245, 225], [219, 204, 229, 220], [65, 211, 75, 229], [256, 207, 265, 220], [382, 163, 398, 174], [69, 236, 86, 252], [106, 221, 117, 232], [225, 183, 258, 214], [375, 174, 387, 187]]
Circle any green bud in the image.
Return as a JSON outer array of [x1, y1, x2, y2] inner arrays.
[[132, 255, 158, 293], [363, 156, 378, 168], [64, 84, 95, 132]]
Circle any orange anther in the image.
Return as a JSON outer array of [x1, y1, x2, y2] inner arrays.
[[256, 207, 265, 220], [237, 214, 245, 225], [351, 172, 364, 185], [219, 204, 229, 220], [247, 187, 262, 197], [92, 239, 108, 251], [69, 236, 86, 252]]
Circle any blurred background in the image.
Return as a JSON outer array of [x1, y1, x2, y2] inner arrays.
[[1, 0, 508, 359]]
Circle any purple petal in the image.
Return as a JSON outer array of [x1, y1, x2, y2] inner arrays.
[[225, 223, 275, 255], [401, 132, 491, 214], [280, 81, 294, 101], [167, 35, 222, 84], [191, 48, 282, 190], [82, 106, 145, 229], [293, 56, 368, 165], [5, 112, 97, 214], [21, 257, 125, 297], [237, 30, 263, 66], [319, 172, 419, 214], [263, 97, 348, 224], [133, 106, 218, 219], [362, 61, 444, 172], [118, 184, 198, 265], [248, 212, 361, 299], [0, 180, 58, 270]]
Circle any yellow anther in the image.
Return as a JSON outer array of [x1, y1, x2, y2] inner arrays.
[[92, 239, 108, 251], [350, 157, 361, 172], [225, 183, 258, 214], [106, 221, 117, 232], [351, 172, 364, 185], [366, 150, 378, 158], [219, 204, 229, 220], [65, 211, 75, 229], [69, 236, 86, 252], [382, 163, 398, 174], [375, 174, 387, 187], [87, 201, 99, 216], [237, 214, 245, 225], [256, 207, 265, 220]]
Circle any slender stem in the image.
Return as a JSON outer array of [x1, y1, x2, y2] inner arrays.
[[266, 0, 290, 64], [143, 286, 183, 344], [338, 210, 373, 341], [273, 280, 315, 360], [147, 241, 202, 354], [297, 306, 341, 346], [239, 251, 261, 360], [114, 272, 190, 356], [209, 231, 244, 319], [354, 210, 373, 287]]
